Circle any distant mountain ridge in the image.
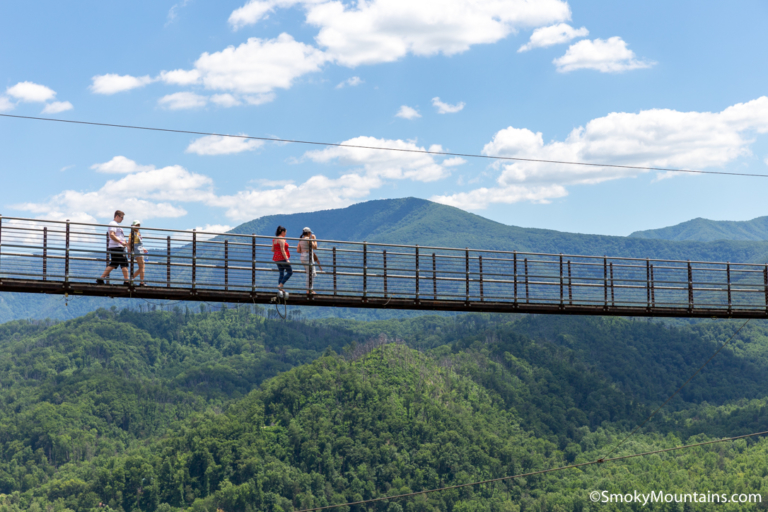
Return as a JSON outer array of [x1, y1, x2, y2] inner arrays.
[[630, 216, 768, 242]]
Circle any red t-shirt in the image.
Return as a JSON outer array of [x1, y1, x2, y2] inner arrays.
[[273, 238, 290, 261]]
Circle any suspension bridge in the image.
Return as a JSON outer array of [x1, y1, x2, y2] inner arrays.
[[1, 216, 768, 318]]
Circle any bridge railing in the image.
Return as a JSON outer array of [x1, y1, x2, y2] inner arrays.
[[1, 215, 767, 312]]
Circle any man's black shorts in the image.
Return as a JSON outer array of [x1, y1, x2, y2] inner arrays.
[[107, 247, 128, 269]]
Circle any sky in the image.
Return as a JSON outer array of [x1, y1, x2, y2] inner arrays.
[[1, 0, 767, 236]]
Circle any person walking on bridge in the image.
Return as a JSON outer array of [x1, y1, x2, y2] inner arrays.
[[129, 220, 147, 286], [273, 226, 292, 297], [97, 210, 129, 285], [297, 227, 319, 295]]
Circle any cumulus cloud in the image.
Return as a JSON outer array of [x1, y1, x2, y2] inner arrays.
[[336, 76, 363, 88], [305, 136, 459, 182], [159, 69, 201, 86], [230, 0, 572, 66], [90, 74, 154, 94], [194, 34, 327, 94], [158, 92, 208, 109], [186, 135, 265, 155], [13, 163, 214, 221], [210, 94, 241, 107], [396, 105, 421, 119], [432, 97, 465, 114], [7, 82, 57, 102], [41, 101, 73, 114], [432, 97, 768, 209], [554, 37, 653, 73], [518, 23, 588, 52], [0, 97, 14, 112], [204, 136, 462, 220], [91, 156, 155, 174]]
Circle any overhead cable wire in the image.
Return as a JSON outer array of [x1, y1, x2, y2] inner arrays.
[[599, 318, 751, 462], [2, 113, 768, 178], [294, 429, 768, 512]]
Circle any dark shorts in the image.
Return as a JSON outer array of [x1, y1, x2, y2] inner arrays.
[[107, 247, 128, 269]]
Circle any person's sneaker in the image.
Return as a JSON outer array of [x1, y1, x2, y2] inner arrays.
[[283, 291, 290, 300], [96, 279, 105, 285], [123, 281, 131, 286]]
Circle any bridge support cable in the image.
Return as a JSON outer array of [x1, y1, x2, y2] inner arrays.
[[3, 216, 768, 318]]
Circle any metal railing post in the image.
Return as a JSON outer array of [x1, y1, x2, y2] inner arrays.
[[513, 251, 518, 305], [65, 220, 70, 284], [129, 231, 135, 286], [559, 254, 563, 308], [415, 245, 419, 301], [432, 253, 437, 300], [610, 262, 615, 307], [651, 264, 656, 307], [333, 247, 337, 296], [43, 227, 48, 281], [382, 249, 387, 298], [224, 239, 229, 291], [465, 249, 470, 302], [105, 232, 109, 280], [167, 236, 171, 288], [603, 256, 607, 309], [524, 258, 529, 304], [192, 229, 196, 289], [251, 235, 256, 292], [362, 242, 367, 299], [568, 260, 573, 305], [688, 261, 693, 311], [646, 259, 650, 309], [727, 262, 732, 313], [478, 255, 484, 301]]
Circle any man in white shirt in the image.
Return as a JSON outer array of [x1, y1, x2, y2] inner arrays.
[[96, 210, 130, 285]]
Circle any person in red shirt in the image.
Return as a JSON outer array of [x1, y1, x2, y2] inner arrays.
[[273, 225, 293, 295]]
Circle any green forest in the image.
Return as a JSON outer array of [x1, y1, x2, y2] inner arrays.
[[0, 307, 767, 511]]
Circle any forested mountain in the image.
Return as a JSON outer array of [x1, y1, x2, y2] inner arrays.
[[0, 309, 767, 511], [6, 197, 768, 324], [630, 216, 768, 242]]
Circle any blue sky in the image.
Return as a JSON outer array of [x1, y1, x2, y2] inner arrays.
[[1, 0, 767, 236]]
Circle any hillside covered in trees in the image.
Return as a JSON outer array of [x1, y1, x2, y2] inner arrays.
[[0, 308, 767, 510]]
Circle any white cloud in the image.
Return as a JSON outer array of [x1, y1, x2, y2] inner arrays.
[[186, 135, 265, 155], [90, 74, 154, 94], [158, 92, 208, 110], [41, 101, 73, 114], [518, 23, 588, 52], [7, 82, 56, 102], [554, 37, 653, 73], [13, 162, 215, 221], [443, 157, 467, 167], [167, 0, 191, 25], [231, 0, 572, 66], [336, 76, 364, 89], [194, 34, 327, 94], [243, 93, 276, 105], [229, 0, 312, 29], [305, 136, 458, 182], [432, 97, 465, 114], [0, 97, 14, 112], [91, 156, 155, 174], [191, 224, 235, 241], [434, 96, 768, 209], [211, 93, 241, 107], [159, 69, 201, 85], [396, 105, 421, 119]]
